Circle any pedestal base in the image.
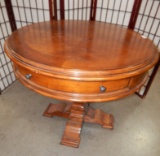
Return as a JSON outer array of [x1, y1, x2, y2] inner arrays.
[[43, 102, 114, 148]]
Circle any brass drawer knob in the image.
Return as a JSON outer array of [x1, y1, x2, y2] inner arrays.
[[25, 74, 32, 79], [100, 86, 106, 92]]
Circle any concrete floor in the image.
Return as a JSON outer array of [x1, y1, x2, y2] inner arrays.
[[0, 71, 160, 156]]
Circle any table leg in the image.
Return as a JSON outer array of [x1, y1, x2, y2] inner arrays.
[[61, 102, 85, 148], [84, 104, 114, 129], [43, 102, 71, 118], [43, 102, 113, 148]]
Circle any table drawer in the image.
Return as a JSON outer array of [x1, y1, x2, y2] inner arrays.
[[15, 65, 130, 94]]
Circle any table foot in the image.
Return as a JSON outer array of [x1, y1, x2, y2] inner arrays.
[[84, 105, 114, 129], [43, 102, 71, 118], [61, 102, 84, 148], [43, 102, 114, 148]]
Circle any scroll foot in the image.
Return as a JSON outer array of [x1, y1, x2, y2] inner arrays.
[[43, 102, 71, 118], [84, 105, 114, 129]]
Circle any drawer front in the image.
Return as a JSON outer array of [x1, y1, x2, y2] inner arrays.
[[15, 65, 130, 94]]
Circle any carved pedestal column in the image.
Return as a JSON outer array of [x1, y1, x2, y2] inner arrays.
[[61, 102, 85, 148], [43, 102, 113, 148]]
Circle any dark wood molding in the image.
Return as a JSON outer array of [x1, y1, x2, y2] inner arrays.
[[4, 0, 17, 32], [49, 0, 54, 20], [90, 0, 97, 21], [60, 0, 65, 20], [53, 0, 57, 20], [49, 0, 57, 20], [128, 0, 142, 29]]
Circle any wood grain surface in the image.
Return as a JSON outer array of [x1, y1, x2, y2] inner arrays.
[[5, 20, 159, 80], [4, 20, 159, 102], [4, 20, 159, 148]]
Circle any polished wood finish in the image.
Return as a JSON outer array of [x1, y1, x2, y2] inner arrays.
[[61, 102, 84, 148], [5, 21, 159, 101], [44, 103, 113, 129], [90, 0, 98, 20], [4, 21, 159, 148], [60, 0, 65, 20], [84, 104, 113, 129], [43, 103, 70, 118], [12, 64, 148, 102], [5, 21, 158, 73], [128, 0, 142, 29], [43, 102, 113, 147], [4, 0, 17, 31]]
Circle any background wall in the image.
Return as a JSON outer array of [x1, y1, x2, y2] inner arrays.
[[135, 0, 160, 49], [11, 0, 50, 27], [95, 0, 135, 26], [60, 0, 92, 20], [0, 0, 16, 92], [0, 0, 160, 96]]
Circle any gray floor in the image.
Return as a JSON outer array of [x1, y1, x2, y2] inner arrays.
[[0, 71, 160, 156]]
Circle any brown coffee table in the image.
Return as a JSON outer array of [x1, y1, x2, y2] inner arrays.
[[4, 20, 159, 148]]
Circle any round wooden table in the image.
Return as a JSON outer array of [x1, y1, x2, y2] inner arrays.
[[4, 20, 159, 148]]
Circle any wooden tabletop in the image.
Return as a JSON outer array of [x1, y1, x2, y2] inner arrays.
[[6, 20, 159, 80]]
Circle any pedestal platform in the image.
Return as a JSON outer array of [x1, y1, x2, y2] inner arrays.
[[43, 102, 113, 148]]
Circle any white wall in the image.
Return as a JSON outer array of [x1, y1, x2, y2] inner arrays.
[[95, 0, 134, 26], [11, 0, 50, 28], [63, 0, 91, 20], [135, 0, 160, 49]]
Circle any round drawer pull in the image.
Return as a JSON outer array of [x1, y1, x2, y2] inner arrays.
[[25, 74, 32, 79], [100, 86, 106, 92]]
